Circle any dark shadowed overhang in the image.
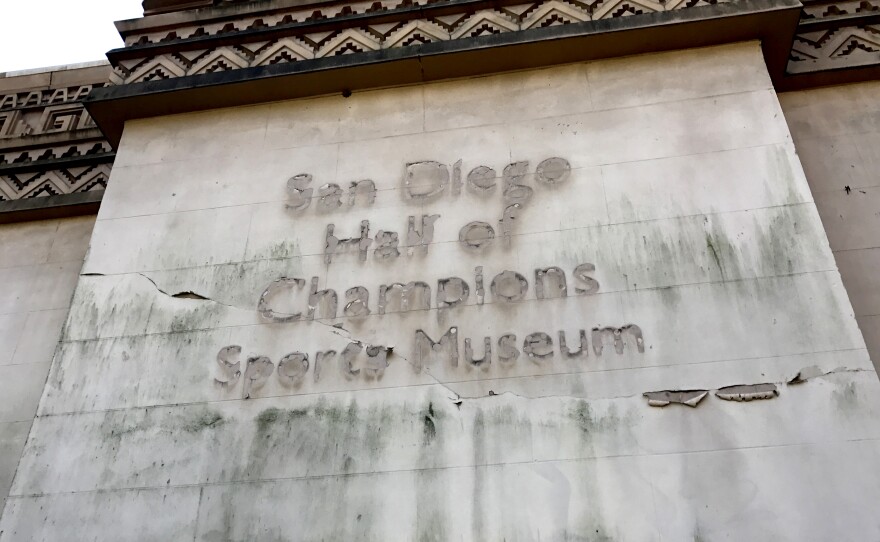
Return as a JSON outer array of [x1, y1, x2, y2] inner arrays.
[[86, 0, 803, 147]]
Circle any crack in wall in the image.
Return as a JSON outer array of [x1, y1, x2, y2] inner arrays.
[[136, 273, 215, 304], [82, 271, 246, 310], [402, 365, 873, 408], [80, 272, 875, 410], [641, 366, 870, 408], [716, 383, 779, 402]]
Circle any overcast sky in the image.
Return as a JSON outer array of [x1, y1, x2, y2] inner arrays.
[[0, 0, 144, 73]]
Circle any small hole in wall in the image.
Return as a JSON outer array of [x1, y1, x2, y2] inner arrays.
[[342, 89, 352, 98]]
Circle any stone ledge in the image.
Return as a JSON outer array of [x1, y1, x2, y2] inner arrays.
[[0, 191, 103, 225], [87, 0, 803, 147], [0, 152, 115, 176]]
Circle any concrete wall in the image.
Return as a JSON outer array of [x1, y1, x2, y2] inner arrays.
[[0, 216, 95, 511], [3, 42, 880, 540], [779, 83, 880, 374]]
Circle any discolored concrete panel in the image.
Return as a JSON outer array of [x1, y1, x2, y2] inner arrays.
[[0, 422, 29, 513], [6, 44, 880, 539], [780, 80, 880, 373], [0, 216, 95, 514], [0, 487, 200, 542]]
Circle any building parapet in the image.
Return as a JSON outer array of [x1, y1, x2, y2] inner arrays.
[[3, 0, 875, 222], [86, 0, 804, 146], [783, 0, 880, 88], [0, 64, 111, 220]]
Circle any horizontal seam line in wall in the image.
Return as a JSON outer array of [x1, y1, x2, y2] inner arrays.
[[0, 307, 72, 318], [0, 304, 74, 318], [833, 246, 880, 254], [0, 257, 88, 272], [265, 84, 779, 150], [0, 306, 72, 318], [60, 267, 842, 344], [0, 360, 53, 369], [789, 128, 880, 145], [0, 420, 32, 427], [110, 86, 777, 172], [98, 137, 797, 222], [9, 437, 880, 500], [0, 416, 40, 424], [35, 345, 869, 419], [84, 200, 821, 275]]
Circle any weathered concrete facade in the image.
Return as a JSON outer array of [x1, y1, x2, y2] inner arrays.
[[0, 216, 96, 511], [2, 0, 880, 538], [1, 41, 879, 540], [780, 82, 880, 373], [0, 65, 107, 515], [0, 63, 112, 223]]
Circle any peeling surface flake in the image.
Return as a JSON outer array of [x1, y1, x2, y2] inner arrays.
[[643, 390, 709, 408], [716, 383, 779, 402]]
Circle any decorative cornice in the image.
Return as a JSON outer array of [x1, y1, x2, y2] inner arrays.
[[791, 22, 880, 70], [109, 0, 770, 87], [0, 66, 113, 216], [788, 0, 880, 67], [123, 0, 704, 49], [0, 190, 103, 224], [780, 0, 880, 87], [86, 0, 803, 146], [1, 0, 871, 221]]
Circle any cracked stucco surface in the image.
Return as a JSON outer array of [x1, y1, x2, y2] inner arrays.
[[2, 43, 880, 541]]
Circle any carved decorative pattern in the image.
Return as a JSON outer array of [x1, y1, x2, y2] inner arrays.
[[792, 25, 880, 61], [126, 0, 726, 47], [0, 84, 103, 112], [109, 0, 734, 85], [0, 74, 113, 203], [788, 0, 880, 73], [0, 141, 112, 167], [800, 0, 879, 20], [0, 163, 110, 201], [0, 103, 98, 139]]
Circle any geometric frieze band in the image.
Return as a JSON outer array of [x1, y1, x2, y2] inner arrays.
[[105, 0, 880, 91], [790, 24, 880, 66], [788, 0, 880, 74], [0, 64, 114, 205], [124, 0, 722, 47], [0, 141, 112, 168], [109, 0, 735, 85], [0, 162, 110, 201]]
